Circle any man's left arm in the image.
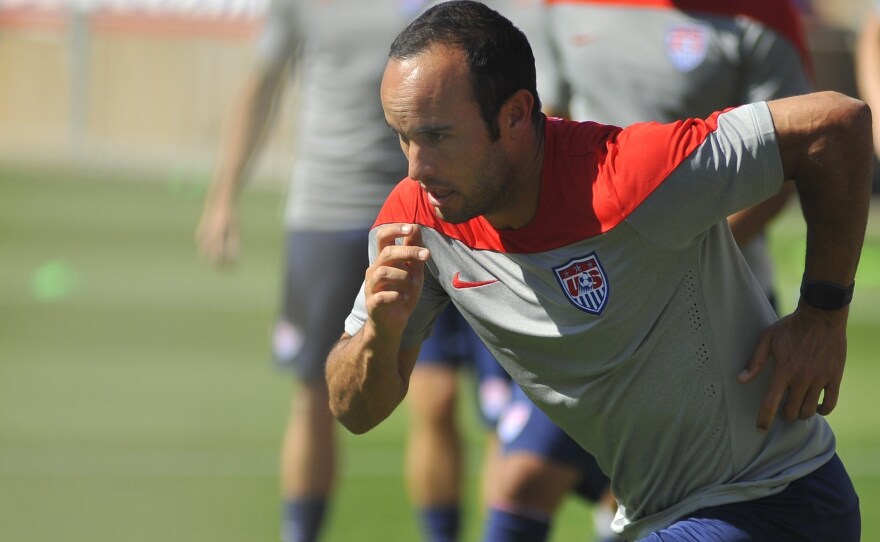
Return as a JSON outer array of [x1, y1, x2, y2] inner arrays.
[[738, 91, 873, 432]]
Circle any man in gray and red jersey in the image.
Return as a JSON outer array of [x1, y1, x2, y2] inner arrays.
[[326, 2, 869, 540]]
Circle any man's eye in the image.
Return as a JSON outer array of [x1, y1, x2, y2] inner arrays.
[[427, 133, 446, 143]]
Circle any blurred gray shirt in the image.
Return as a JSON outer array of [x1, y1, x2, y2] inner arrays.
[[258, 0, 428, 231]]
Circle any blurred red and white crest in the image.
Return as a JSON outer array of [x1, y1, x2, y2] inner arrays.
[[665, 23, 710, 73]]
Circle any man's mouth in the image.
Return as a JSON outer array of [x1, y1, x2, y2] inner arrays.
[[424, 186, 454, 207]]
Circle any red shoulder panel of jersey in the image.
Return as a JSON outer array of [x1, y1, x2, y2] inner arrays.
[[373, 114, 723, 254], [546, 0, 812, 76]]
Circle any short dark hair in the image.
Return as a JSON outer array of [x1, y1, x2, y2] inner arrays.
[[389, 0, 542, 140]]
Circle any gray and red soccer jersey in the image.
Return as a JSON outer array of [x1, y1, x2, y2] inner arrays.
[[344, 104, 835, 539]]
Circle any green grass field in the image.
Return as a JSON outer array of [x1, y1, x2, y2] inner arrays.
[[1, 167, 878, 541]]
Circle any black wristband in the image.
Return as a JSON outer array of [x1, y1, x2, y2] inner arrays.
[[799, 275, 855, 310]]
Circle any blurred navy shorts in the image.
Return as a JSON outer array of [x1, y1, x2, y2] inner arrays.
[[497, 384, 610, 503], [417, 303, 512, 427]]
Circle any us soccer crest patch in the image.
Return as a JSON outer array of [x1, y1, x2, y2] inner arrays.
[[665, 23, 710, 72], [554, 252, 609, 315]]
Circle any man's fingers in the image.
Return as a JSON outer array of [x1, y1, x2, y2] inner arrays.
[[401, 223, 424, 247], [371, 265, 414, 293], [377, 245, 430, 268], [738, 332, 771, 383], [818, 379, 841, 416], [208, 239, 238, 267], [370, 289, 407, 307], [798, 386, 824, 420], [364, 223, 428, 334], [780, 379, 811, 421], [376, 223, 420, 250], [196, 218, 239, 268], [375, 224, 429, 267], [757, 377, 787, 432], [367, 247, 427, 307]]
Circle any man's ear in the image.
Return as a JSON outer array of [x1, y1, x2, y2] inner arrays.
[[500, 89, 536, 138]]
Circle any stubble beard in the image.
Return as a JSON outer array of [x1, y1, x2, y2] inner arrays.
[[435, 148, 520, 225]]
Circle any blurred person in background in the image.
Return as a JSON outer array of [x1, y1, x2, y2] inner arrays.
[[480, 1, 814, 540], [196, 1, 424, 540], [856, 0, 880, 158], [477, 2, 621, 541], [405, 302, 514, 541], [197, 1, 517, 541]]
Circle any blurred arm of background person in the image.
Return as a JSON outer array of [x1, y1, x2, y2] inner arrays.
[[856, 3, 880, 157], [479, 3, 619, 542], [196, 39, 292, 267]]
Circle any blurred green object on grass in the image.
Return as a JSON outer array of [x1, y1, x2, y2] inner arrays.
[[31, 259, 79, 302]]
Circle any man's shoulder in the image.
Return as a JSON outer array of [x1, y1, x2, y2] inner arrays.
[[547, 117, 620, 147], [373, 179, 423, 226]]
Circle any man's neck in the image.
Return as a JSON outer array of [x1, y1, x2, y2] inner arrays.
[[488, 115, 546, 231]]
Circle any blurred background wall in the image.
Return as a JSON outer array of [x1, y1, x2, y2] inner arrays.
[[0, 0, 297, 184], [0, 0, 874, 184]]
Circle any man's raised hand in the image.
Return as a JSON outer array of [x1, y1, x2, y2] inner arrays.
[[364, 224, 430, 337]]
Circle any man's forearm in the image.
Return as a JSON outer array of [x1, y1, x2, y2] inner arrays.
[[326, 328, 412, 434], [739, 93, 872, 430], [770, 92, 873, 287], [799, 118, 871, 287]]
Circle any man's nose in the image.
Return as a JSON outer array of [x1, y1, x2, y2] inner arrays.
[[407, 143, 435, 181]]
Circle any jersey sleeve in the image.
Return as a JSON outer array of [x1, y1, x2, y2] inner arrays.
[[620, 102, 785, 248], [343, 281, 370, 337]]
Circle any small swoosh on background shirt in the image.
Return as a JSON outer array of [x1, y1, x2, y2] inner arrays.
[[452, 272, 499, 289], [570, 33, 597, 46]]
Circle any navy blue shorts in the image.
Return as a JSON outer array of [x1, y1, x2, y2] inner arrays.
[[497, 385, 610, 503], [640, 454, 860, 541], [417, 303, 512, 427], [273, 230, 369, 382]]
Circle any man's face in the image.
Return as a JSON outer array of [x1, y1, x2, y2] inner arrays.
[[380, 46, 519, 225]]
